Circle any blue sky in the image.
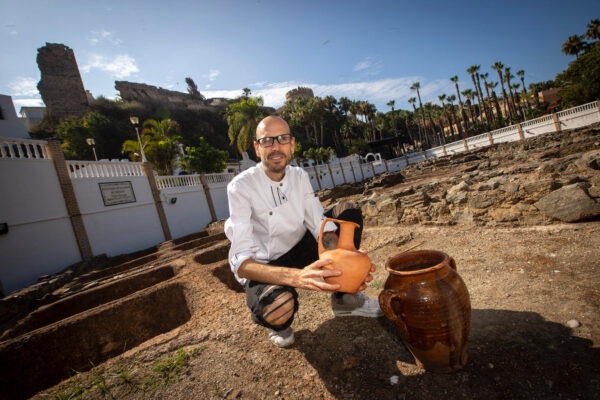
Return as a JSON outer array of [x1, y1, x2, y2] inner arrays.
[[2, 0, 598, 114]]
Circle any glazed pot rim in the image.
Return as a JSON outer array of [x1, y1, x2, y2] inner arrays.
[[385, 249, 450, 276]]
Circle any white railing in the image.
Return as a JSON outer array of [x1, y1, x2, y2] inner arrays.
[[66, 160, 144, 178], [205, 172, 235, 185], [156, 174, 203, 189], [0, 138, 49, 159]]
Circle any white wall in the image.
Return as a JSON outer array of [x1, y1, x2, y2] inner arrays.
[[71, 175, 165, 257], [161, 186, 212, 239], [0, 158, 81, 293]]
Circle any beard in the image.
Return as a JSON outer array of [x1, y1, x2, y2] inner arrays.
[[263, 151, 292, 174]]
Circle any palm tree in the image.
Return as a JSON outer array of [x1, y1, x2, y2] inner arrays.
[[461, 89, 476, 129], [504, 67, 517, 117], [586, 19, 600, 41], [438, 94, 454, 141], [488, 81, 503, 123], [242, 88, 251, 99], [226, 97, 265, 156], [450, 75, 469, 131], [492, 62, 511, 119], [466, 65, 485, 123], [122, 118, 182, 175], [446, 95, 462, 139], [562, 35, 586, 58], [410, 82, 429, 144], [408, 97, 424, 145], [515, 71, 531, 111], [387, 100, 397, 136], [479, 72, 493, 125]]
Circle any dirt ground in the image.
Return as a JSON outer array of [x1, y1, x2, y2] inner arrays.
[[35, 221, 600, 400], [31, 126, 600, 399]]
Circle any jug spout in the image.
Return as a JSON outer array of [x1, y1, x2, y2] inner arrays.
[[318, 218, 360, 254]]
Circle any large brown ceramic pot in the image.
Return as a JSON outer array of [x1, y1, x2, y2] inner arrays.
[[379, 250, 471, 373]]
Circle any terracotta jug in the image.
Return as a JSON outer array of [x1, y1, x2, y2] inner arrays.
[[318, 218, 371, 294], [379, 250, 471, 373]]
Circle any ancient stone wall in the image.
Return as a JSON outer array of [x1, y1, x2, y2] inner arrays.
[[36, 43, 90, 119], [285, 86, 314, 101], [115, 81, 229, 111]]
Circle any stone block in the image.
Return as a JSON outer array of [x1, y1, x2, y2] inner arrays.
[[534, 183, 600, 222]]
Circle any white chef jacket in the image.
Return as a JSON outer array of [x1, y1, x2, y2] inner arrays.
[[224, 163, 336, 285]]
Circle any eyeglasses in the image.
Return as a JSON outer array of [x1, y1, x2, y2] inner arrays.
[[256, 134, 292, 148]]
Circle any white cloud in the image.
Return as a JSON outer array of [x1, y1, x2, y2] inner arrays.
[[10, 77, 39, 96], [203, 69, 220, 81], [354, 60, 372, 72], [203, 77, 454, 111], [353, 57, 382, 75], [81, 54, 139, 79], [12, 98, 45, 111], [88, 30, 122, 46]]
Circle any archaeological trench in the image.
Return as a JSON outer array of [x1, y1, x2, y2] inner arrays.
[[1, 123, 599, 399]]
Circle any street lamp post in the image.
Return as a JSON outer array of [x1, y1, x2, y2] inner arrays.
[[129, 116, 147, 162], [86, 138, 98, 161]]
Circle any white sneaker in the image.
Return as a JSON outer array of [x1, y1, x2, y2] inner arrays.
[[331, 292, 384, 318], [267, 327, 295, 347]]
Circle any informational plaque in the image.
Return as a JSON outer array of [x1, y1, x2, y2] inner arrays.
[[99, 181, 136, 206]]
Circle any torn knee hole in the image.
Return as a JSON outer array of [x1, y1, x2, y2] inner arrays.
[[262, 292, 295, 325]]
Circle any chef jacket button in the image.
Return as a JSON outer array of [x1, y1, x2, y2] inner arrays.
[[280, 183, 283, 186], [269, 211, 273, 215]]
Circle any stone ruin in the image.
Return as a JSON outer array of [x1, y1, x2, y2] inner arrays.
[[36, 43, 90, 119], [115, 81, 231, 111], [285, 86, 314, 102]]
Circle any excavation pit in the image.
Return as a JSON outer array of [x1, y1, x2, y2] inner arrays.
[[211, 260, 244, 292], [1, 265, 178, 341], [171, 232, 227, 252], [0, 283, 191, 400], [68, 252, 161, 288], [193, 242, 230, 265]]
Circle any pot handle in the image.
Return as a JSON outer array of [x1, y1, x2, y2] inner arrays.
[[379, 289, 409, 340], [449, 256, 457, 271]]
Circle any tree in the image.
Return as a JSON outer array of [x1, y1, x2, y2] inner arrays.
[[461, 89, 476, 129], [226, 97, 266, 156], [492, 61, 511, 119], [450, 75, 469, 131], [466, 65, 485, 124], [504, 67, 518, 117], [181, 137, 228, 173], [586, 19, 600, 41], [185, 77, 205, 101], [408, 97, 424, 145], [242, 88, 251, 99], [446, 95, 461, 140], [556, 41, 600, 106], [488, 81, 503, 123], [410, 82, 429, 145], [387, 100, 397, 136], [57, 111, 133, 160], [562, 35, 586, 58], [142, 119, 182, 175]]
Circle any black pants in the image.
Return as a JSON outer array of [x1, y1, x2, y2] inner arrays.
[[244, 201, 363, 331]]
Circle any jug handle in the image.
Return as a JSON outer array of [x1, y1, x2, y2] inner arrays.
[[449, 257, 457, 271], [379, 289, 410, 341], [318, 217, 360, 255], [318, 217, 335, 255]]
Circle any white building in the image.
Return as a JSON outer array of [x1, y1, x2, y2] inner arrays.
[[19, 106, 46, 131], [0, 95, 30, 139]]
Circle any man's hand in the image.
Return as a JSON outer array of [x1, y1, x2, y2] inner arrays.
[[296, 259, 342, 292], [357, 249, 376, 292]]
